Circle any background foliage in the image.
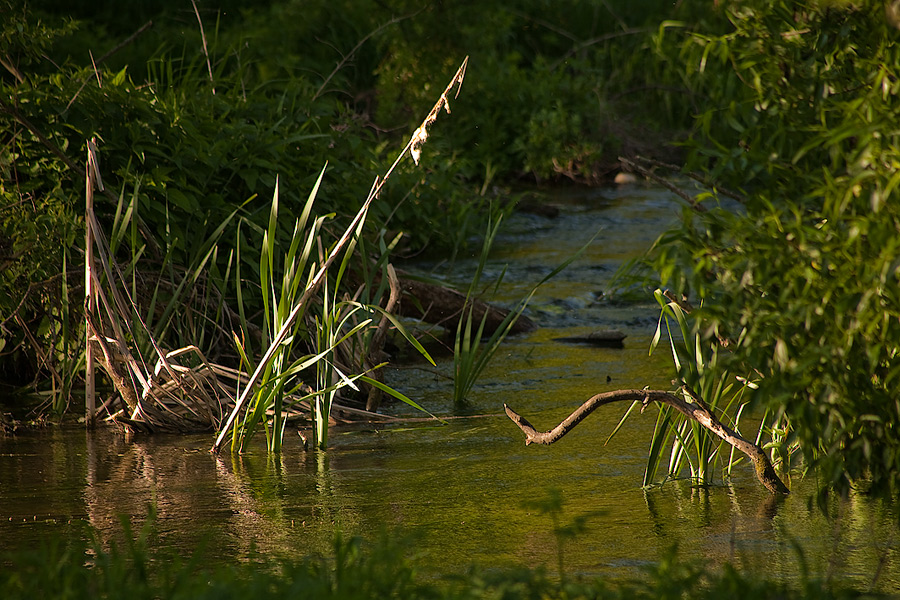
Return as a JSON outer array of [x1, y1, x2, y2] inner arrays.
[[4, 0, 899, 504], [1, 0, 689, 401], [643, 0, 900, 499]]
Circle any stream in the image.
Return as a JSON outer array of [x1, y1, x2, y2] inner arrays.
[[1, 184, 898, 591]]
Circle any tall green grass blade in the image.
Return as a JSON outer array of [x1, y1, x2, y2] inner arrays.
[[643, 405, 673, 487], [452, 218, 598, 404], [605, 399, 640, 446], [358, 375, 440, 418]]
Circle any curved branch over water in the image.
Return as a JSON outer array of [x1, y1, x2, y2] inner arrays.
[[504, 389, 789, 495]]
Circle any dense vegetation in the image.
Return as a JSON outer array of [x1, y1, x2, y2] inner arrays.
[[1, 0, 689, 404], [0, 515, 874, 600], [639, 0, 900, 501], [2, 0, 900, 504]]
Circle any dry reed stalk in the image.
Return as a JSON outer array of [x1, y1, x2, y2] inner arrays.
[[82, 145, 236, 432], [85, 138, 103, 425], [211, 57, 468, 453], [191, 0, 215, 93]]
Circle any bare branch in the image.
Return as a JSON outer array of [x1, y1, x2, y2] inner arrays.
[[633, 155, 748, 204], [65, 20, 154, 111], [618, 156, 706, 213], [505, 389, 790, 495]]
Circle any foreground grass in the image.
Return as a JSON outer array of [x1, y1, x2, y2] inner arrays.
[[0, 523, 881, 600]]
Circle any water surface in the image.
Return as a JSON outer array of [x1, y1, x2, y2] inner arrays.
[[1, 185, 897, 591]]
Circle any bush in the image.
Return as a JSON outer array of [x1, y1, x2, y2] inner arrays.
[[645, 0, 900, 499]]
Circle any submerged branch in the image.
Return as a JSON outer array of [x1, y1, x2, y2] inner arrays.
[[504, 389, 789, 495], [633, 155, 747, 205], [618, 156, 706, 213]]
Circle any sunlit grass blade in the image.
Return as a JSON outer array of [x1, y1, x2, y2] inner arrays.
[[643, 404, 674, 487], [452, 218, 598, 405], [605, 399, 640, 446]]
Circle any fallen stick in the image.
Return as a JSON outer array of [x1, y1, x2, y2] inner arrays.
[[505, 389, 790, 495]]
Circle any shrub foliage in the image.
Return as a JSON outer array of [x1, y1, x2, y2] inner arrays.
[[645, 0, 900, 499]]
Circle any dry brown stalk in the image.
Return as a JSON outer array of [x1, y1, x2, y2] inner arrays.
[[364, 264, 402, 412], [190, 0, 215, 93]]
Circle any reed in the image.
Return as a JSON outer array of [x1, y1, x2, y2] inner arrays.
[[81, 158, 244, 432], [77, 52, 465, 442], [228, 170, 326, 452], [611, 289, 757, 488], [452, 220, 593, 405], [224, 170, 432, 452], [212, 59, 468, 453]]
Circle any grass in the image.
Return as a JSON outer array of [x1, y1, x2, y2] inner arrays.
[[451, 219, 596, 406], [609, 289, 760, 488], [211, 58, 469, 453], [0, 510, 875, 600], [80, 144, 246, 431], [78, 56, 465, 443]]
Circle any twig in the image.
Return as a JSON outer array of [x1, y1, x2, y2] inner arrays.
[[95, 20, 154, 66], [14, 314, 64, 391], [85, 138, 99, 425], [190, 0, 215, 94], [0, 272, 77, 333], [505, 389, 790, 495], [634, 155, 747, 204], [0, 53, 25, 83], [363, 263, 401, 411], [662, 289, 694, 313], [370, 264, 401, 357], [65, 20, 154, 111], [551, 28, 648, 71], [88, 50, 101, 88], [619, 156, 706, 212], [1, 98, 120, 206]]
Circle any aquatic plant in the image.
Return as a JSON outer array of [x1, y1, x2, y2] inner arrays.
[[81, 145, 244, 431], [451, 215, 512, 406], [212, 58, 468, 453], [505, 288, 790, 495], [642, 0, 900, 499], [452, 220, 593, 406], [638, 289, 758, 488]]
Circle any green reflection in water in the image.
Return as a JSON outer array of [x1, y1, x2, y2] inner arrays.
[[1, 422, 898, 591]]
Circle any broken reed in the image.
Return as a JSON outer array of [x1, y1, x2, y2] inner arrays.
[[82, 143, 247, 432], [211, 58, 468, 453], [79, 58, 462, 444]]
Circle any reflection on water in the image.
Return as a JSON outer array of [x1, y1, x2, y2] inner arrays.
[[2, 422, 898, 590], [1, 185, 897, 591]]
